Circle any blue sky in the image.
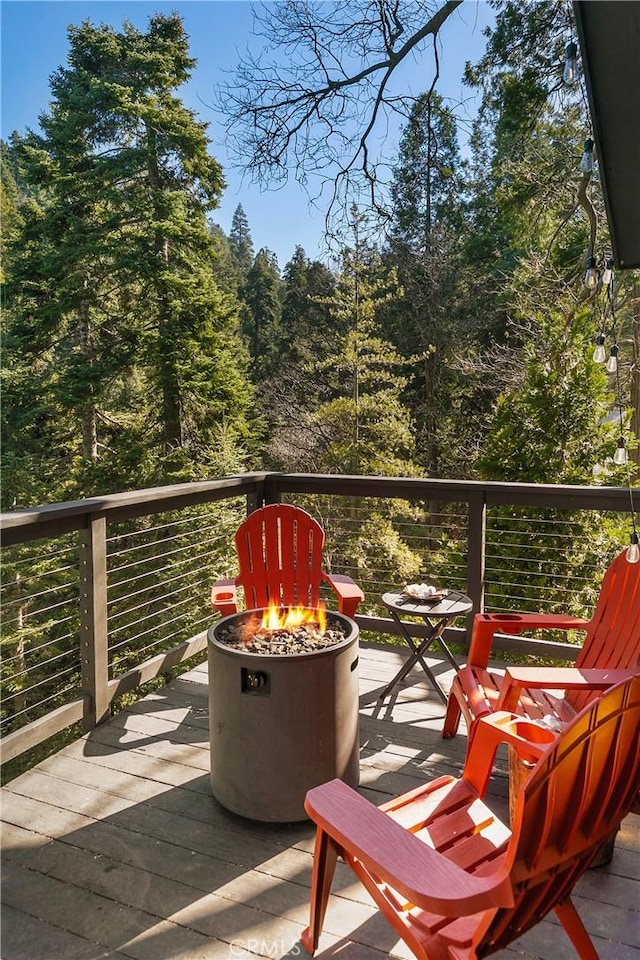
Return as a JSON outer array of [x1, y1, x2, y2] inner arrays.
[[1, 0, 494, 268]]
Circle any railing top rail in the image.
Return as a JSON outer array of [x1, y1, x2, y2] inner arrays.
[[2, 471, 636, 547], [268, 473, 636, 509], [0, 473, 268, 546]]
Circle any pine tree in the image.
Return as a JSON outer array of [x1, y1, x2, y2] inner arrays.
[[459, 0, 634, 602], [280, 245, 336, 365], [384, 94, 467, 477], [3, 14, 254, 502], [241, 247, 282, 379], [299, 211, 424, 586], [228, 204, 254, 275], [311, 210, 417, 478]]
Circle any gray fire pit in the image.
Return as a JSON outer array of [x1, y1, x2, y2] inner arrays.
[[207, 608, 360, 822]]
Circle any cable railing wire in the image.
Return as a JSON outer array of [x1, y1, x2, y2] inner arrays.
[[2, 482, 631, 751]]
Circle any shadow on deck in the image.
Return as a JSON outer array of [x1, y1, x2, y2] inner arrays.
[[2, 643, 638, 960]]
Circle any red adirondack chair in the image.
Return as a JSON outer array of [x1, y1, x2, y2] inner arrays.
[[302, 673, 640, 960], [443, 548, 640, 738], [210, 503, 364, 617]]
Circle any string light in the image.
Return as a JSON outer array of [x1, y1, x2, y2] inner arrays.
[[584, 254, 598, 290], [593, 333, 606, 363], [602, 256, 614, 286], [593, 269, 640, 563], [606, 344, 619, 373], [613, 436, 628, 466], [580, 138, 595, 173], [563, 40, 578, 84]]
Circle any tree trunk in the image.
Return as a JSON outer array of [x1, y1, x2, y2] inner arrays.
[[156, 235, 183, 449], [423, 350, 438, 476], [147, 124, 183, 449], [77, 298, 98, 462]]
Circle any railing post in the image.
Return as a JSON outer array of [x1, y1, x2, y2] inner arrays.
[[79, 515, 110, 731], [263, 473, 282, 506], [466, 491, 487, 639], [246, 475, 271, 514]]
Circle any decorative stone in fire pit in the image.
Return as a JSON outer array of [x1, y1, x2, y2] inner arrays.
[[207, 605, 359, 822]]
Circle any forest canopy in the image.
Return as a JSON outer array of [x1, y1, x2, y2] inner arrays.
[[1, 1, 638, 513]]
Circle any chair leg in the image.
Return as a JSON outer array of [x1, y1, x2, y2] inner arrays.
[[301, 828, 339, 956], [442, 689, 462, 738], [554, 897, 598, 960]]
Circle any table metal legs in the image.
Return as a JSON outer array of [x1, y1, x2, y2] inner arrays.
[[378, 614, 459, 704]]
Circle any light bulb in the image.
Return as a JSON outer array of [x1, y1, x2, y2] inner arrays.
[[584, 255, 598, 290], [602, 256, 614, 286], [606, 345, 619, 373], [593, 333, 606, 363], [580, 138, 595, 173], [563, 41, 578, 84], [627, 532, 640, 564], [613, 437, 627, 466]]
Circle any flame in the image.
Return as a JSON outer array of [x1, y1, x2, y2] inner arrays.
[[260, 602, 327, 634]]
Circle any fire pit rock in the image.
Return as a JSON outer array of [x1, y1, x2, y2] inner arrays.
[[207, 607, 359, 822]]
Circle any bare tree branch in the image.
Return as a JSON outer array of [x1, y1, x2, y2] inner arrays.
[[216, 1, 463, 231]]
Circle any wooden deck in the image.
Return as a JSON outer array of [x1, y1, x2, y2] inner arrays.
[[2, 642, 639, 960]]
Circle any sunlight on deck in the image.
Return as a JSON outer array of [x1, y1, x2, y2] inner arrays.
[[2, 644, 638, 960]]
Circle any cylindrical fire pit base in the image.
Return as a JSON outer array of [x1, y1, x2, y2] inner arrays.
[[207, 609, 360, 822]]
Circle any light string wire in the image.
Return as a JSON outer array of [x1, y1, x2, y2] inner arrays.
[[566, 18, 638, 557], [607, 281, 638, 543]]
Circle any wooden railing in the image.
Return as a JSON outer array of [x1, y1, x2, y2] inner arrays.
[[1, 472, 635, 763]]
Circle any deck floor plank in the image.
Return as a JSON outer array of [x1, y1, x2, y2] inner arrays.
[[2, 642, 638, 960]]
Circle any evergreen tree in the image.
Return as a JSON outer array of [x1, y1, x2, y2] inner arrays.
[[300, 211, 425, 587], [280, 246, 336, 363], [228, 203, 254, 275], [208, 222, 241, 296], [311, 210, 417, 478], [383, 94, 467, 477], [258, 246, 338, 469], [388, 92, 462, 252], [3, 14, 254, 504], [479, 300, 615, 485], [241, 247, 282, 379], [0, 141, 25, 284]]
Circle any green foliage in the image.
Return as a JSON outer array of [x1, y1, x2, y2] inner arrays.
[[240, 246, 283, 379], [228, 203, 255, 275], [348, 511, 423, 586], [382, 91, 476, 478], [479, 303, 615, 484], [280, 246, 337, 365], [309, 224, 419, 477], [389, 92, 463, 249], [2, 14, 254, 506]]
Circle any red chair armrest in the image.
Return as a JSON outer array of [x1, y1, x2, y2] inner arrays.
[[322, 573, 364, 618], [210, 579, 238, 616], [497, 666, 638, 712], [304, 779, 513, 916], [464, 710, 560, 795], [468, 613, 589, 668]]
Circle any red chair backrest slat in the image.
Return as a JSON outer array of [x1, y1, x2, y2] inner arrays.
[[235, 504, 326, 609]]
